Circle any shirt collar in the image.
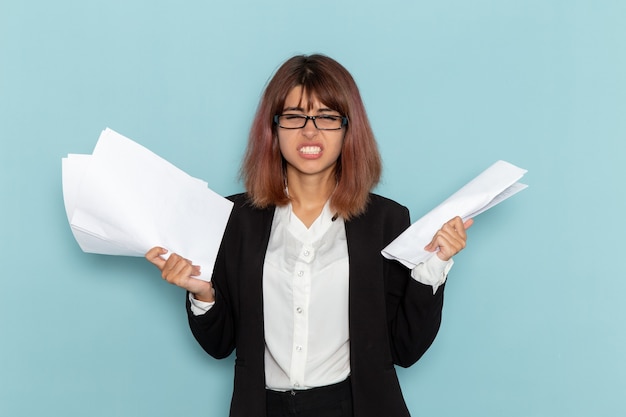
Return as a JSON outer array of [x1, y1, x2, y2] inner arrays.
[[275, 199, 339, 240]]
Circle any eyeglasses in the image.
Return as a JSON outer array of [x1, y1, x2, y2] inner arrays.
[[273, 114, 348, 130]]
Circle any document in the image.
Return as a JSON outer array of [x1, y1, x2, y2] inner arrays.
[[62, 128, 234, 281], [381, 160, 527, 269]]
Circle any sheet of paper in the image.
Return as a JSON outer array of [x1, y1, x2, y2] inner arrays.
[[62, 128, 234, 281], [381, 160, 527, 269]]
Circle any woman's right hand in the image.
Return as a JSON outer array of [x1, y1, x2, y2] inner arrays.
[[145, 246, 215, 302]]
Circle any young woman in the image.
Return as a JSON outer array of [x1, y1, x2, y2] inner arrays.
[[146, 54, 472, 417]]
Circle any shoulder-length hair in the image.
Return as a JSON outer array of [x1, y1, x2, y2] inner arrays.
[[241, 54, 382, 219]]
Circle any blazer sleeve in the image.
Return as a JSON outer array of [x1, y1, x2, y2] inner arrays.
[[382, 201, 445, 368], [185, 207, 238, 359], [185, 193, 273, 362]]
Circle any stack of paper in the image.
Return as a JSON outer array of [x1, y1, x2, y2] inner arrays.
[[381, 160, 528, 268], [62, 128, 233, 281]]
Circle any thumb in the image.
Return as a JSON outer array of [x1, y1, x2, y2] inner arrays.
[[145, 246, 168, 270]]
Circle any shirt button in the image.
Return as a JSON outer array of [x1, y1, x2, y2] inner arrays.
[[296, 307, 303, 314], [296, 345, 302, 351], [303, 250, 310, 256], [297, 270, 304, 277]]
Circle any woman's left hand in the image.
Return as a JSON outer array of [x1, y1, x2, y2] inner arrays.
[[424, 216, 473, 261]]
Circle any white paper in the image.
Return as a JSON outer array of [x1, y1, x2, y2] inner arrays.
[[381, 160, 527, 268], [62, 128, 234, 281]]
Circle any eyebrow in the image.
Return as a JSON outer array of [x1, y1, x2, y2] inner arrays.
[[282, 106, 337, 113]]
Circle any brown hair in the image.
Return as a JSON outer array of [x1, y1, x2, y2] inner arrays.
[[241, 54, 382, 219]]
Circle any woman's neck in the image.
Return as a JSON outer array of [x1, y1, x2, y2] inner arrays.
[[286, 170, 336, 228]]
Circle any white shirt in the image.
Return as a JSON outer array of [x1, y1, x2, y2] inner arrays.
[[190, 201, 452, 390]]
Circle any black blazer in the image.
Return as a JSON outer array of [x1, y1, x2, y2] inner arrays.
[[187, 193, 445, 417]]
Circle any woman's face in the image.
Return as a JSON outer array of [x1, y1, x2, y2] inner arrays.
[[276, 86, 345, 181]]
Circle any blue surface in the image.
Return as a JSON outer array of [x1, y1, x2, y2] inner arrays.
[[1, 1, 625, 415]]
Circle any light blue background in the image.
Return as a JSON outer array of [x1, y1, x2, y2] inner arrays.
[[1, 0, 625, 416]]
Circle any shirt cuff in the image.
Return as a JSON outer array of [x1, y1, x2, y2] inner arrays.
[[410, 255, 454, 294], [188, 292, 215, 316]]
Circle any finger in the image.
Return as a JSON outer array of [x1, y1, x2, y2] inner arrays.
[[426, 226, 468, 260], [426, 230, 454, 261], [180, 258, 202, 277], [145, 246, 166, 261], [424, 227, 454, 252], [180, 257, 202, 277], [190, 265, 202, 277], [145, 246, 168, 269], [436, 234, 466, 260], [424, 232, 441, 252], [447, 222, 468, 249], [163, 255, 200, 286], [448, 216, 465, 232], [436, 225, 462, 248], [424, 230, 453, 253], [162, 254, 188, 277], [444, 216, 470, 241]]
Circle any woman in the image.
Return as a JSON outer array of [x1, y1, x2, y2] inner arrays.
[[146, 54, 472, 417]]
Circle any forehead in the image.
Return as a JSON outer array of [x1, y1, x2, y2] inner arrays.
[[283, 85, 328, 110]]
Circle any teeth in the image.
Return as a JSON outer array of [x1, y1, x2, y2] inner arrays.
[[300, 146, 321, 154]]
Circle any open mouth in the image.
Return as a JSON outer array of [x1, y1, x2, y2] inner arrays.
[[299, 146, 322, 155]]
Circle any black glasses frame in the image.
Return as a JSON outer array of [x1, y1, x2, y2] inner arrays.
[[273, 114, 348, 130]]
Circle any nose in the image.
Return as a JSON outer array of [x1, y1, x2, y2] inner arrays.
[[301, 117, 318, 138]]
